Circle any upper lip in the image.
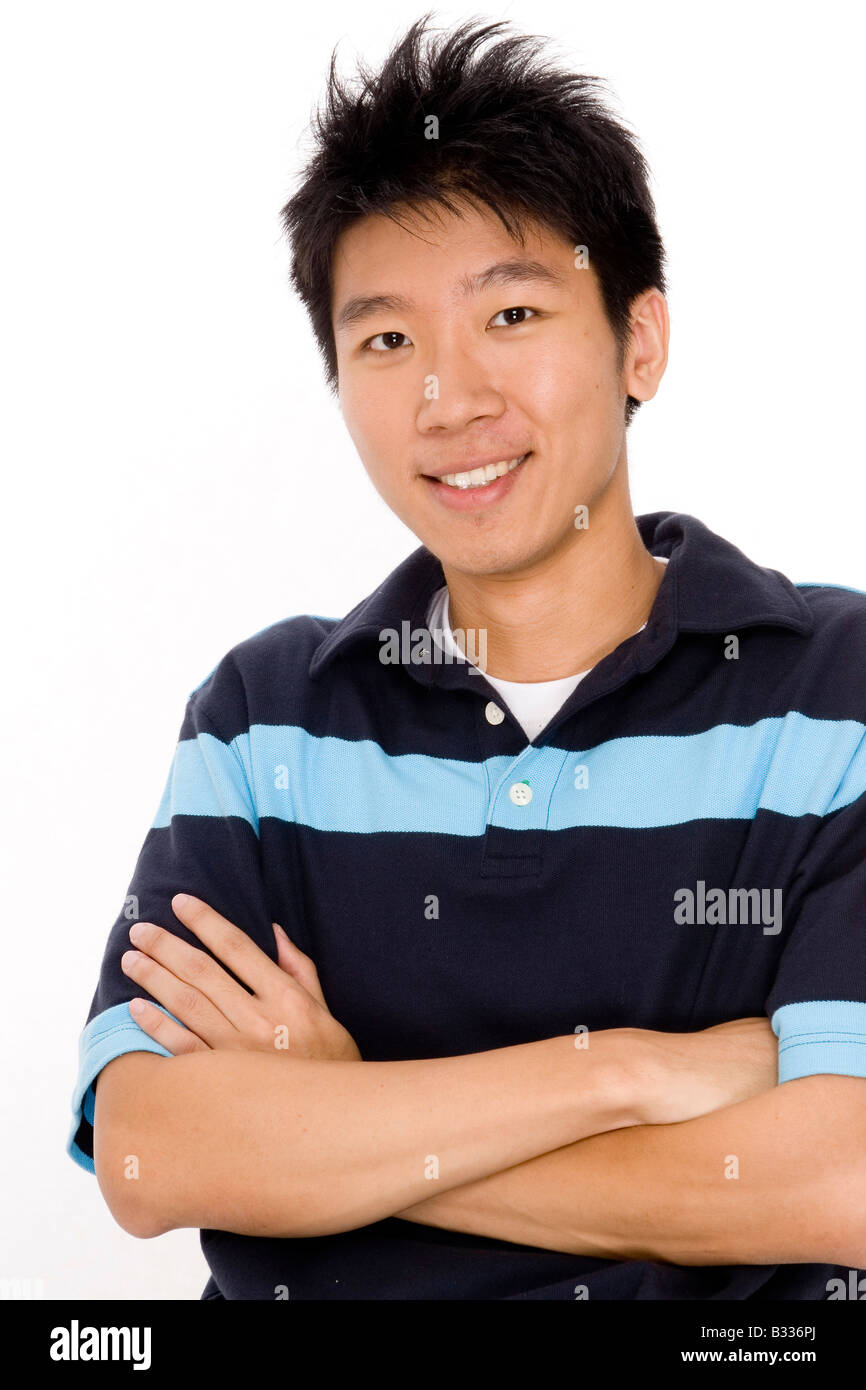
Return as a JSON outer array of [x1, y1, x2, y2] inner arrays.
[[421, 451, 530, 479]]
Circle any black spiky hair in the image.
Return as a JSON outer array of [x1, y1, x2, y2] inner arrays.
[[280, 13, 667, 425]]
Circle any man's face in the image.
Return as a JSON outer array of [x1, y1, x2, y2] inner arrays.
[[332, 200, 631, 576]]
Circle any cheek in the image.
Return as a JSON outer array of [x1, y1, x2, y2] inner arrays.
[[512, 343, 611, 431], [338, 385, 405, 499], [338, 376, 381, 454], [340, 361, 406, 431]]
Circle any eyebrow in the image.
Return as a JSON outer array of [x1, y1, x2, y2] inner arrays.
[[334, 258, 568, 334]]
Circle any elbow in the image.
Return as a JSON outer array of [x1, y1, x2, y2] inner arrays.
[[94, 1136, 172, 1240], [91, 1052, 182, 1240], [95, 1173, 163, 1240], [92, 1110, 175, 1240], [116, 1206, 170, 1242]]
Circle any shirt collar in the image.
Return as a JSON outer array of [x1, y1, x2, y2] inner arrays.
[[308, 510, 814, 683]]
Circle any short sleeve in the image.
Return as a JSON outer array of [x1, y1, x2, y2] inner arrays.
[[67, 680, 272, 1173], [765, 739, 866, 1083]]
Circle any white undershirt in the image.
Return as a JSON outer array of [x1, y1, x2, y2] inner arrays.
[[425, 557, 670, 742]]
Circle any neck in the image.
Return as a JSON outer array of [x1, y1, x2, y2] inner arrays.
[[442, 483, 665, 683]]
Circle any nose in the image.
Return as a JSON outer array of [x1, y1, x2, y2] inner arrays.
[[416, 346, 507, 434]]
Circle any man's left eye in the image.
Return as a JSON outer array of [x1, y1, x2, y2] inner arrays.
[[489, 307, 537, 328]]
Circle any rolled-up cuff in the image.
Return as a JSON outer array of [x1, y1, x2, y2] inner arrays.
[[67, 1001, 179, 1173], [771, 999, 866, 1083]]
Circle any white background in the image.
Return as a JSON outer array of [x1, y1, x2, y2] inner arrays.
[[1, 0, 863, 1299]]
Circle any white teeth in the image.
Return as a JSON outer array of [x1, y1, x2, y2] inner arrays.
[[440, 455, 526, 489]]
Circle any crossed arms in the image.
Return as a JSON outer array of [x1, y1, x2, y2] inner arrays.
[[93, 897, 866, 1267], [393, 1071, 866, 1266]]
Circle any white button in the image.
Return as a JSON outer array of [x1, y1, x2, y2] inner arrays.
[[509, 781, 533, 805], [485, 701, 505, 725]]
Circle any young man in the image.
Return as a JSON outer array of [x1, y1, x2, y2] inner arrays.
[[67, 18, 866, 1300]]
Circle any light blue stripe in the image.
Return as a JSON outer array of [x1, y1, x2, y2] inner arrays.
[[248, 724, 515, 834], [149, 712, 866, 836], [152, 732, 259, 832], [771, 1001, 866, 1083], [794, 580, 866, 596], [66, 1001, 181, 1175]]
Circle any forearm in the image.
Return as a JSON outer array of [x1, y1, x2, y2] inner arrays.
[[95, 1028, 639, 1240], [396, 1075, 866, 1267]]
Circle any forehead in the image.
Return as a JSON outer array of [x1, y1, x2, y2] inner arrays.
[[331, 200, 579, 315]]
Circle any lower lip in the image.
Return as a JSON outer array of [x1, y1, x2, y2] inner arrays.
[[423, 453, 531, 510]]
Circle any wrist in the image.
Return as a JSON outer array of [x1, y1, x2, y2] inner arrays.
[[546, 1027, 652, 1138], [594, 1027, 666, 1129]]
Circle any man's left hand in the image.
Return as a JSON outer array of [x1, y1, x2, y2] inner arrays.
[[120, 893, 362, 1061]]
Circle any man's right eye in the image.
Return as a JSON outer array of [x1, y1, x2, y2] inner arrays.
[[363, 331, 411, 352]]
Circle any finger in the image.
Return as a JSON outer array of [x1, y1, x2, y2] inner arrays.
[[272, 923, 327, 1005], [170, 894, 291, 1001], [127, 997, 210, 1056], [130, 914, 278, 1034], [121, 945, 241, 1048]]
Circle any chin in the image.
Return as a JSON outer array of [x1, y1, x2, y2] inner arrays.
[[429, 536, 535, 577]]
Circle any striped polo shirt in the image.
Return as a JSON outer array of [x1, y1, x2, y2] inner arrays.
[[67, 509, 866, 1300]]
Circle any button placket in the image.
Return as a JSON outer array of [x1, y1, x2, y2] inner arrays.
[[470, 680, 548, 876]]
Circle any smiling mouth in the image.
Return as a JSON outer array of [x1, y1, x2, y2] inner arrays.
[[427, 452, 531, 490]]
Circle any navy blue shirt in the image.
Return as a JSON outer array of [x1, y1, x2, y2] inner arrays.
[[68, 510, 866, 1298]]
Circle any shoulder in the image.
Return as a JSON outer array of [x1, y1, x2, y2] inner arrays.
[[793, 577, 866, 626], [183, 612, 340, 738], [792, 579, 866, 671], [775, 580, 866, 728]]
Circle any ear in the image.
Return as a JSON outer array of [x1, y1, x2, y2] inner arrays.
[[623, 288, 669, 404]]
